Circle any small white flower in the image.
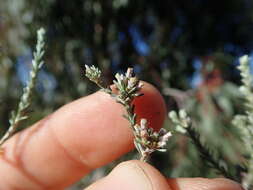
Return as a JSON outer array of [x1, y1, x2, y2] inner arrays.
[[179, 109, 187, 119], [140, 119, 147, 129], [85, 65, 102, 82], [126, 68, 134, 78], [239, 55, 249, 65], [158, 141, 167, 148], [85, 66, 172, 162]]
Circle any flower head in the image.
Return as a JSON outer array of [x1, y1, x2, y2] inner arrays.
[[134, 118, 172, 161], [113, 68, 143, 105], [85, 65, 102, 84], [85, 66, 172, 162]]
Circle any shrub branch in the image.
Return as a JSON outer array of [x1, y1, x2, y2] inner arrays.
[[0, 28, 46, 148]]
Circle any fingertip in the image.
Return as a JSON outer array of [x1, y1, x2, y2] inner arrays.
[[51, 81, 166, 168], [110, 81, 167, 131], [129, 160, 171, 190], [86, 160, 170, 190], [0, 81, 167, 189], [133, 82, 167, 131]]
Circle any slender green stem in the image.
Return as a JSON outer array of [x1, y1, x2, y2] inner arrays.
[[186, 126, 236, 181], [0, 28, 45, 147]]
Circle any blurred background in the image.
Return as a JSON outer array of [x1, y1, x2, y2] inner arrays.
[[1, 0, 253, 189]]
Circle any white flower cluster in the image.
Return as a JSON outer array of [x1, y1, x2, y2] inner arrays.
[[134, 119, 172, 161], [85, 65, 172, 161], [113, 68, 144, 105], [169, 109, 190, 134], [85, 65, 102, 85]]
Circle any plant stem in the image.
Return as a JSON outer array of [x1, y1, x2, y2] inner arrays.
[[0, 28, 45, 147], [186, 126, 236, 181]]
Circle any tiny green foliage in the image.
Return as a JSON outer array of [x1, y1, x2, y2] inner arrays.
[[0, 28, 46, 148], [85, 65, 172, 162], [234, 55, 253, 189], [85, 65, 102, 86], [168, 55, 253, 189], [169, 109, 236, 180]]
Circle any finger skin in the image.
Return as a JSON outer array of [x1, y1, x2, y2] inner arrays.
[[86, 160, 171, 190], [86, 160, 242, 190], [0, 82, 166, 189], [167, 178, 243, 190]]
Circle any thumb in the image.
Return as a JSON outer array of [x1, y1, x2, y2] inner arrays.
[[85, 160, 170, 190]]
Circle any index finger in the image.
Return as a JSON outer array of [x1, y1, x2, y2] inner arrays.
[[0, 82, 166, 189]]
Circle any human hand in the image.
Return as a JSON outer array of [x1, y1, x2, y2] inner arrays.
[[0, 82, 242, 190]]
